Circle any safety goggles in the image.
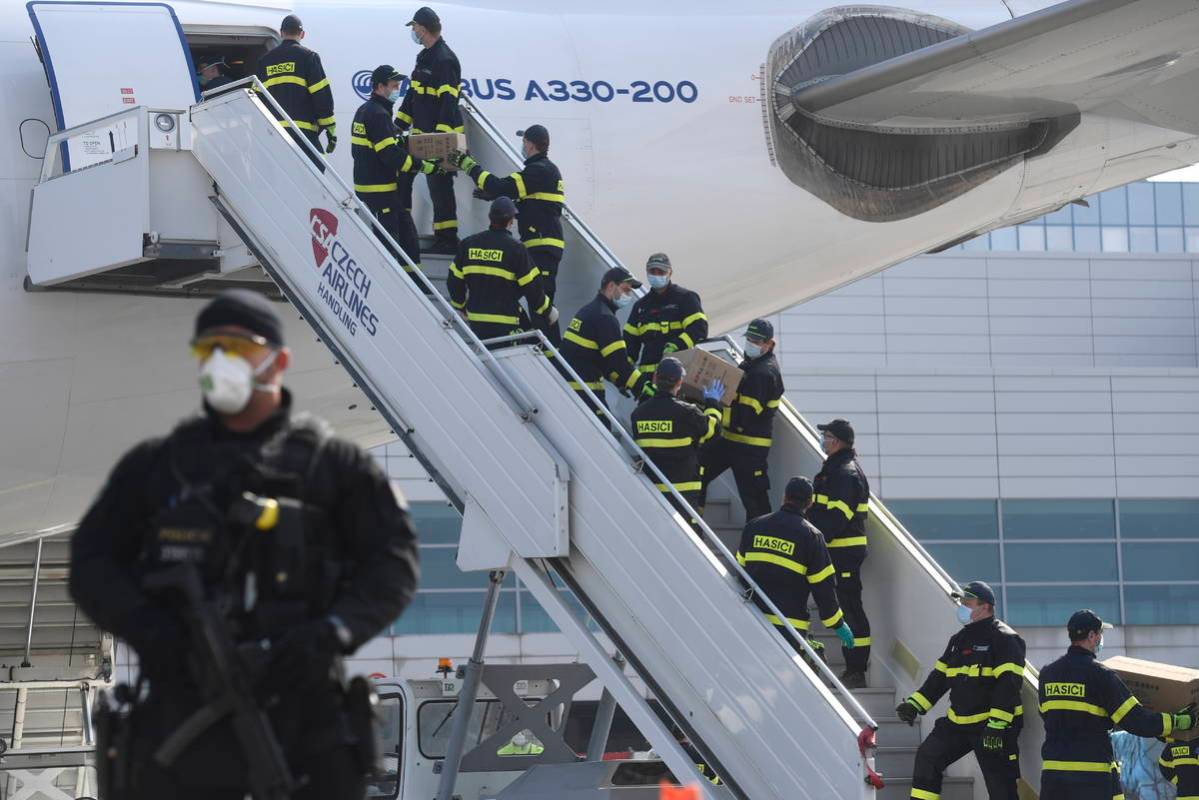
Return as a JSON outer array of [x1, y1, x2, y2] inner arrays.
[[189, 333, 272, 361]]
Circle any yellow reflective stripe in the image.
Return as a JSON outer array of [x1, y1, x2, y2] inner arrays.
[[639, 363, 659, 373], [568, 380, 603, 390], [910, 789, 940, 800], [700, 411, 718, 444], [823, 498, 854, 520], [623, 323, 639, 336], [992, 662, 1024, 678], [1042, 760, 1115, 773], [947, 709, 991, 725], [355, 183, 398, 192], [910, 692, 933, 712], [990, 707, 1015, 723], [742, 551, 808, 577], [524, 237, 565, 249], [450, 300, 466, 309], [822, 608, 844, 627], [1163, 712, 1174, 736], [263, 75, 307, 89], [512, 172, 528, 200], [681, 311, 707, 328], [435, 123, 465, 133], [767, 399, 781, 408], [374, 138, 396, 152], [735, 552, 746, 566], [517, 268, 541, 287], [635, 437, 694, 449], [856, 502, 870, 512], [765, 614, 810, 631], [600, 339, 626, 357], [526, 191, 565, 202], [475, 170, 491, 190], [1040, 700, 1109, 718], [737, 395, 764, 414], [436, 83, 460, 97], [462, 266, 517, 281], [934, 661, 949, 674], [395, 110, 413, 125], [721, 431, 772, 447], [854, 636, 872, 646], [317, 115, 336, 127], [654, 480, 702, 492], [278, 119, 319, 131], [677, 332, 694, 349], [535, 295, 551, 315], [827, 536, 868, 548], [1111, 695, 1141, 725], [350, 136, 372, 147], [623, 370, 643, 390], [808, 563, 835, 584], [564, 331, 598, 349], [307, 77, 330, 93], [466, 311, 521, 325], [433, 220, 459, 231], [448, 262, 463, 278]]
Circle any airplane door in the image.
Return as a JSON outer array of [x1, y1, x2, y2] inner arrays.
[[27, 2, 199, 170]]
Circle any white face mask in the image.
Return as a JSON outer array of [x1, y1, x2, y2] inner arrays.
[[647, 274, 670, 290], [614, 291, 634, 309], [387, 89, 402, 104], [956, 605, 974, 626], [199, 348, 277, 415], [744, 340, 763, 359], [410, 29, 422, 45]]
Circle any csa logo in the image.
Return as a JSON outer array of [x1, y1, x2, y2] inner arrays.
[[309, 208, 379, 337], [351, 70, 373, 100]]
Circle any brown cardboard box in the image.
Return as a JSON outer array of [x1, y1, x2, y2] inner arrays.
[[407, 132, 468, 171], [671, 348, 743, 407], [1103, 655, 1199, 740]]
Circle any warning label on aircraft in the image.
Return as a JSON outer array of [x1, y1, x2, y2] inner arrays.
[[309, 209, 379, 337]]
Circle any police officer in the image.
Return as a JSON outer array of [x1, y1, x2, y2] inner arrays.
[[257, 15, 336, 166], [630, 357, 724, 517], [396, 6, 463, 253], [69, 290, 419, 800], [808, 418, 872, 688], [1039, 609, 1195, 800], [897, 581, 1025, 800], [352, 65, 442, 283], [1160, 736, 1199, 800], [697, 318, 783, 521], [560, 267, 649, 420], [624, 253, 708, 376], [451, 125, 565, 306], [448, 197, 556, 341], [737, 476, 856, 662]]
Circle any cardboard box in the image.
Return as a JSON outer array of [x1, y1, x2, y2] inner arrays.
[[1103, 655, 1199, 740], [407, 132, 467, 171], [671, 348, 743, 407]]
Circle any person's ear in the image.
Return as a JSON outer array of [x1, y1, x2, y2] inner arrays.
[[273, 347, 291, 376]]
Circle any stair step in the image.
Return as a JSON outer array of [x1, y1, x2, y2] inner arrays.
[[835, 687, 898, 717], [874, 746, 919, 777], [873, 716, 922, 748], [878, 776, 972, 800]]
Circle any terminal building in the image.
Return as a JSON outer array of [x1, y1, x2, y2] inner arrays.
[[367, 179, 1199, 680]]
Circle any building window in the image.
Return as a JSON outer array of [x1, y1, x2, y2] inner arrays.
[[1121, 542, 1199, 583], [1119, 499, 1199, 538], [1005, 584, 1121, 627], [1004, 542, 1118, 582], [1002, 499, 1116, 540], [887, 500, 998, 540], [1123, 585, 1199, 626]]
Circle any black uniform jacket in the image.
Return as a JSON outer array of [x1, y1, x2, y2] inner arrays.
[[395, 38, 463, 134], [256, 39, 335, 133], [624, 283, 708, 373], [720, 352, 783, 449], [448, 227, 550, 327], [1160, 738, 1199, 798], [468, 152, 565, 263], [808, 449, 871, 552], [631, 394, 721, 493], [561, 293, 647, 396], [910, 616, 1026, 730], [351, 94, 426, 194]]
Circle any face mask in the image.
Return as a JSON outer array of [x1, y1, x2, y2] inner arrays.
[[1095, 637, 1104, 655], [410, 29, 422, 45], [387, 89, 402, 104], [647, 274, 669, 290], [614, 292, 634, 309], [199, 348, 277, 415], [956, 605, 974, 626], [744, 341, 763, 359], [198, 75, 210, 88]]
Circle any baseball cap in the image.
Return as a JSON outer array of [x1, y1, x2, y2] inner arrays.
[[1067, 609, 1113, 641], [371, 65, 403, 86], [656, 357, 684, 384], [280, 14, 303, 33], [195, 288, 284, 347], [406, 6, 440, 27], [518, 124, 549, 149], [197, 56, 227, 71], [489, 196, 518, 221], [646, 253, 672, 273], [784, 476, 814, 504], [954, 581, 996, 607], [817, 418, 855, 446], [601, 266, 642, 290], [745, 318, 773, 341]]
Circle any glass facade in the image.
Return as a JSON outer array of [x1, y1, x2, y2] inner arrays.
[[953, 182, 1199, 254], [889, 498, 1199, 627]]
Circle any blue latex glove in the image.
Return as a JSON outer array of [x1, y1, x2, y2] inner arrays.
[[834, 621, 855, 649], [701, 378, 725, 403]]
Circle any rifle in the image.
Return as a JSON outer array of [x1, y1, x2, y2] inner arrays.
[[144, 563, 296, 800]]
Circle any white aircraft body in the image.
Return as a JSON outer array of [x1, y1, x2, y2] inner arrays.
[[3, 0, 1199, 540]]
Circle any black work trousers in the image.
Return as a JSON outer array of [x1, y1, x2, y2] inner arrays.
[[911, 717, 1020, 800], [1040, 771, 1122, 800], [831, 545, 871, 673], [698, 438, 771, 521], [399, 170, 458, 243], [358, 193, 426, 293]]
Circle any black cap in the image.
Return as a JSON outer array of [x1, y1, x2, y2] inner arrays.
[[406, 6, 440, 27], [489, 196, 518, 221], [784, 476, 814, 504], [371, 65, 403, 87], [817, 418, 855, 446], [195, 289, 284, 347], [280, 14, 303, 33], [518, 124, 549, 149], [1068, 609, 1112, 641], [954, 581, 996, 607], [745, 318, 773, 341], [656, 356, 684, 384], [601, 266, 642, 290], [197, 55, 227, 71], [646, 253, 672, 272]]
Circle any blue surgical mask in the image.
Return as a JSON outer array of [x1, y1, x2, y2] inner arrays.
[[956, 605, 974, 626], [410, 29, 422, 45], [388, 89, 402, 104], [614, 292, 634, 309], [1096, 637, 1104, 655], [744, 341, 762, 359], [647, 274, 669, 290]]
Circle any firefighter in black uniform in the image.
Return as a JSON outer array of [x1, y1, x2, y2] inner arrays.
[[69, 290, 420, 800], [1160, 737, 1199, 800], [452, 125, 565, 338], [630, 357, 724, 517], [256, 15, 336, 168], [352, 65, 442, 284], [807, 418, 872, 689], [738, 476, 856, 662], [897, 581, 1025, 800], [396, 6, 463, 253], [560, 266, 649, 421], [448, 197, 556, 341], [624, 253, 708, 377], [1038, 609, 1195, 800], [697, 318, 783, 521]]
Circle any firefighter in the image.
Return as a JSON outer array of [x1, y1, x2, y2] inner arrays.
[[630, 356, 724, 518], [697, 318, 783, 521], [623, 253, 708, 377], [396, 6, 463, 254], [737, 476, 856, 663], [896, 581, 1025, 800], [451, 124, 565, 336], [1039, 609, 1196, 800], [560, 267, 649, 420], [807, 418, 872, 689], [351, 65, 443, 286], [1160, 737, 1199, 800], [256, 15, 336, 168], [447, 196, 557, 342]]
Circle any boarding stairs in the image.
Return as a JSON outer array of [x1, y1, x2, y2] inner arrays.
[[24, 81, 1046, 799]]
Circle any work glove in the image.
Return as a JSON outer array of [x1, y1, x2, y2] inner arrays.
[[1173, 703, 1197, 732], [269, 618, 341, 689], [419, 159, 441, 175], [546, 306, 560, 326], [896, 698, 921, 726], [662, 341, 680, 356], [834, 621, 855, 649], [449, 150, 478, 172], [640, 382, 658, 400], [701, 378, 726, 404], [323, 125, 337, 154]]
